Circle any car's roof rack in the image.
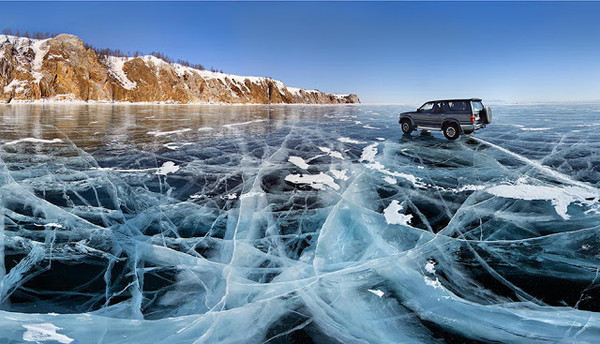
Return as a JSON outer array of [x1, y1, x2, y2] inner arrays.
[[429, 98, 482, 103]]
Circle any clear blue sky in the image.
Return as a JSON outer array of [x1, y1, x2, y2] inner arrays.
[[2, 1, 599, 104]]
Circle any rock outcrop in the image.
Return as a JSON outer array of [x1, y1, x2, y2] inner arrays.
[[0, 34, 359, 104]]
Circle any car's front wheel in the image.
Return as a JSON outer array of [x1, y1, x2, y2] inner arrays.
[[401, 119, 413, 134], [443, 123, 460, 140]]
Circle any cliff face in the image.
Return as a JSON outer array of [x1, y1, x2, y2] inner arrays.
[[0, 34, 359, 104]]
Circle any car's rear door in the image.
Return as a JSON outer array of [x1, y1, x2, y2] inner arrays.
[[447, 100, 471, 124]]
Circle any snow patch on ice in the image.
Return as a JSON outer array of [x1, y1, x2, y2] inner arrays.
[[317, 147, 345, 160], [223, 119, 265, 128], [383, 176, 396, 184], [288, 156, 309, 170], [285, 172, 340, 190], [368, 289, 384, 297], [22, 323, 74, 343], [338, 137, 367, 144], [485, 180, 598, 220], [455, 184, 487, 193], [360, 143, 379, 162], [4, 138, 63, 145], [221, 193, 237, 200], [425, 261, 436, 274], [330, 169, 349, 181], [383, 200, 413, 226], [164, 142, 193, 150], [156, 161, 180, 175], [424, 277, 443, 289], [521, 127, 551, 131], [360, 143, 427, 188], [38, 223, 64, 229], [147, 128, 192, 137]]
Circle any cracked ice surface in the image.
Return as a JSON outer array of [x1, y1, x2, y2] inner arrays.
[[0, 103, 599, 343]]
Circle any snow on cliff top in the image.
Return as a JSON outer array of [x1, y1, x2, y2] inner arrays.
[[1, 34, 353, 98], [0, 35, 50, 84], [100, 54, 303, 93]]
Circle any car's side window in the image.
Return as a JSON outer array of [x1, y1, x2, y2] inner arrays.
[[432, 102, 446, 113], [419, 102, 434, 112], [448, 101, 468, 112]]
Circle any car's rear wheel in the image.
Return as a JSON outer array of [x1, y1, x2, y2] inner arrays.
[[443, 123, 460, 140], [401, 119, 413, 134]]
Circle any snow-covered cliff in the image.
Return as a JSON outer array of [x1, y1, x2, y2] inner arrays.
[[0, 34, 360, 104]]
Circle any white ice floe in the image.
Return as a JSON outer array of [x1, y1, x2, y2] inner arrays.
[[147, 128, 192, 137], [4, 138, 63, 145], [288, 156, 310, 170], [22, 323, 74, 343], [383, 200, 413, 226], [338, 137, 367, 144], [284, 172, 340, 190], [156, 161, 180, 175]]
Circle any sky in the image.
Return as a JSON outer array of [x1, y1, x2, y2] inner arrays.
[[1, 1, 599, 104]]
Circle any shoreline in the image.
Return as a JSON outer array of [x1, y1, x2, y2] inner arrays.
[[1, 100, 597, 107], [0, 99, 363, 106]]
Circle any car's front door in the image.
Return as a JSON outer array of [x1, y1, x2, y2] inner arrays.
[[415, 102, 434, 126]]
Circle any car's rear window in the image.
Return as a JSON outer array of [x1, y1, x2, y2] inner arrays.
[[472, 101, 484, 111], [447, 101, 469, 112]]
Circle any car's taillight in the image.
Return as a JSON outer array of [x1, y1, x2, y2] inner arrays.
[[470, 115, 475, 123]]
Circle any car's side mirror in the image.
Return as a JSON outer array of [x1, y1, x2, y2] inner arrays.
[[416, 109, 421, 113]]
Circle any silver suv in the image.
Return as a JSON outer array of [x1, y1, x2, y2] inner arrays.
[[399, 98, 492, 140]]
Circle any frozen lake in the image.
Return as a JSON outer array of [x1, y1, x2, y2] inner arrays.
[[0, 103, 599, 343]]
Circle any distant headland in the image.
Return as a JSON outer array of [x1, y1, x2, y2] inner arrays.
[[0, 33, 359, 105]]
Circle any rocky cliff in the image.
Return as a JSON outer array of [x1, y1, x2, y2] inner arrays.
[[0, 34, 360, 104]]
